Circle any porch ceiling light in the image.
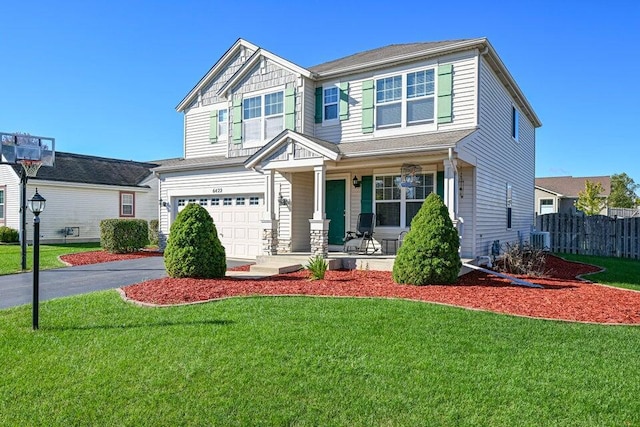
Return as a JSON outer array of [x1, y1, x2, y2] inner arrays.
[[352, 176, 361, 188]]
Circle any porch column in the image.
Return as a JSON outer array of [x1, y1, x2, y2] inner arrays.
[[260, 169, 278, 255], [443, 158, 458, 220], [310, 165, 329, 257]]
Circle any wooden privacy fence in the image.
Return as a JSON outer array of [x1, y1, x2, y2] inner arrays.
[[536, 213, 640, 259]]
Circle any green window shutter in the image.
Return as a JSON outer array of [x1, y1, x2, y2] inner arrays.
[[339, 82, 349, 121], [436, 171, 445, 199], [437, 64, 453, 124], [314, 86, 323, 123], [360, 176, 373, 213], [361, 80, 374, 133], [232, 97, 242, 144], [209, 110, 218, 143], [285, 87, 296, 131]]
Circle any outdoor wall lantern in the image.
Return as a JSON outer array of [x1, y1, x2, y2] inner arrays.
[[159, 198, 168, 207], [352, 176, 361, 188], [278, 192, 290, 207], [28, 188, 46, 330]]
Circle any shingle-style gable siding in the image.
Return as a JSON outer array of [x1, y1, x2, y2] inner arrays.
[[200, 50, 252, 106], [457, 56, 536, 256]]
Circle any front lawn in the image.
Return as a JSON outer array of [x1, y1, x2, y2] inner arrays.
[[556, 253, 640, 291], [0, 242, 101, 275], [1, 292, 639, 426]]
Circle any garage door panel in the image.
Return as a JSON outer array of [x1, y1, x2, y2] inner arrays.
[[173, 195, 262, 258]]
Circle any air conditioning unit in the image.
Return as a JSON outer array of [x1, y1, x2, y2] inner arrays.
[[530, 231, 550, 251]]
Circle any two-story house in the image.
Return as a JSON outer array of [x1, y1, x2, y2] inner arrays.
[[155, 38, 541, 260]]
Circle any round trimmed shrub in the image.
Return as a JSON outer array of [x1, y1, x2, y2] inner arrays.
[[0, 226, 19, 243], [392, 193, 461, 285], [164, 203, 226, 278]]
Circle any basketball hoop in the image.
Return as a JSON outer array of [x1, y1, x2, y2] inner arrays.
[[19, 159, 43, 178]]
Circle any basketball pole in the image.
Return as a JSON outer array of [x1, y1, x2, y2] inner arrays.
[[20, 170, 28, 271]]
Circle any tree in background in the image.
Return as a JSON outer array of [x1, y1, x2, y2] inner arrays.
[[574, 180, 606, 215], [608, 173, 639, 208]]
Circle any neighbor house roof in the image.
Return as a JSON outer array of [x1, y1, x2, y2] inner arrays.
[[11, 152, 158, 187], [535, 176, 611, 197]]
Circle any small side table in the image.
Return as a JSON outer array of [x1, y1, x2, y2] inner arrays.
[[381, 238, 398, 255]]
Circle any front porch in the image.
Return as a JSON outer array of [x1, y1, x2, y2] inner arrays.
[[249, 252, 474, 276]]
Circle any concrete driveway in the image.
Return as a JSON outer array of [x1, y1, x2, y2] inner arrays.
[[0, 257, 249, 309]]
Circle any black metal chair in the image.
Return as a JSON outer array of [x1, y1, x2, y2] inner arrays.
[[343, 213, 378, 254]]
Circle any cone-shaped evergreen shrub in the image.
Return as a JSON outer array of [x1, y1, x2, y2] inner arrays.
[[164, 203, 226, 278], [392, 193, 461, 285]]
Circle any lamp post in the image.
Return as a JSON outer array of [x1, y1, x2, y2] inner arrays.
[[28, 188, 46, 330]]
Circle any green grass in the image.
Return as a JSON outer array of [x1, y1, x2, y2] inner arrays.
[[0, 242, 101, 275], [2, 292, 640, 426], [557, 253, 640, 291]]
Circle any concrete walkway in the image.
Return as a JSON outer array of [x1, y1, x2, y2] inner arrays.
[[0, 257, 249, 309]]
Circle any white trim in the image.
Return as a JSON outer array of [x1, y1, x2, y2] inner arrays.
[[26, 179, 151, 193], [241, 87, 286, 149], [176, 38, 259, 111], [245, 130, 341, 169], [322, 83, 340, 125]]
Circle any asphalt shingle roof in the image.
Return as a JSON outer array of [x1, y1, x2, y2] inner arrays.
[[11, 152, 158, 187], [308, 40, 472, 75], [535, 176, 611, 197]]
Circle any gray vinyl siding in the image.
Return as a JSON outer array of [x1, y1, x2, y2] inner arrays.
[[291, 171, 313, 251], [459, 56, 536, 257], [302, 77, 316, 136], [184, 105, 228, 159], [314, 51, 478, 144], [458, 167, 475, 257]]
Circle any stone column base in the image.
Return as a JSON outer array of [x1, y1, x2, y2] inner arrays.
[[260, 219, 279, 255], [309, 219, 330, 257]]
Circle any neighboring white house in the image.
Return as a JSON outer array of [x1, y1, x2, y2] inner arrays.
[[155, 37, 541, 260], [535, 176, 611, 216], [0, 152, 159, 243]]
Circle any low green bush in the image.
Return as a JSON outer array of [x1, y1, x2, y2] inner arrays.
[[148, 219, 159, 246], [0, 226, 19, 243], [164, 204, 226, 278], [100, 219, 149, 253], [306, 255, 328, 280]]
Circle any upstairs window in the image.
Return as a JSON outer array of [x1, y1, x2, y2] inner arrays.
[[375, 69, 435, 129], [323, 86, 338, 121], [243, 91, 284, 147], [120, 192, 135, 217], [218, 109, 228, 141], [512, 106, 520, 141]]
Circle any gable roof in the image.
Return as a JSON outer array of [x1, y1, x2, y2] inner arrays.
[[176, 38, 259, 112], [535, 176, 611, 198], [11, 152, 158, 187], [217, 48, 313, 96], [308, 39, 472, 75]]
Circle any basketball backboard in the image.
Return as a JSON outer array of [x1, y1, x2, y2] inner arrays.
[[1, 132, 55, 167]]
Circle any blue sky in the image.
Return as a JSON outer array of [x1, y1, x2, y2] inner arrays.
[[2, 0, 639, 180]]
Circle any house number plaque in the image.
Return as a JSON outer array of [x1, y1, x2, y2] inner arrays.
[[212, 188, 223, 193]]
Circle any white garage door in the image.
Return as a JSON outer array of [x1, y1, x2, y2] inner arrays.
[[176, 195, 263, 259]]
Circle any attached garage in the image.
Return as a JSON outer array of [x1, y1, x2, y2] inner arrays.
[[176, 194, 263, 259]]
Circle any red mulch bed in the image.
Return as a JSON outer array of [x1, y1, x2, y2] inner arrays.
[[119, 255, 640, 325], [60, 250, 163, 266]]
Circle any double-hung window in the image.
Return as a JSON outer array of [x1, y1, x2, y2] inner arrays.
[[120, 192, 135, 217], [374, 173, 434, 228], [375, 69, 435, 129], [243, 90, 284, 147], [323, 86, 338, 121], [512, 106, 520, 141], [218, 109, 228, 141]]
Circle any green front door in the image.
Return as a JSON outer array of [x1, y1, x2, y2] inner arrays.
[[326, 180, 346, 245]]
